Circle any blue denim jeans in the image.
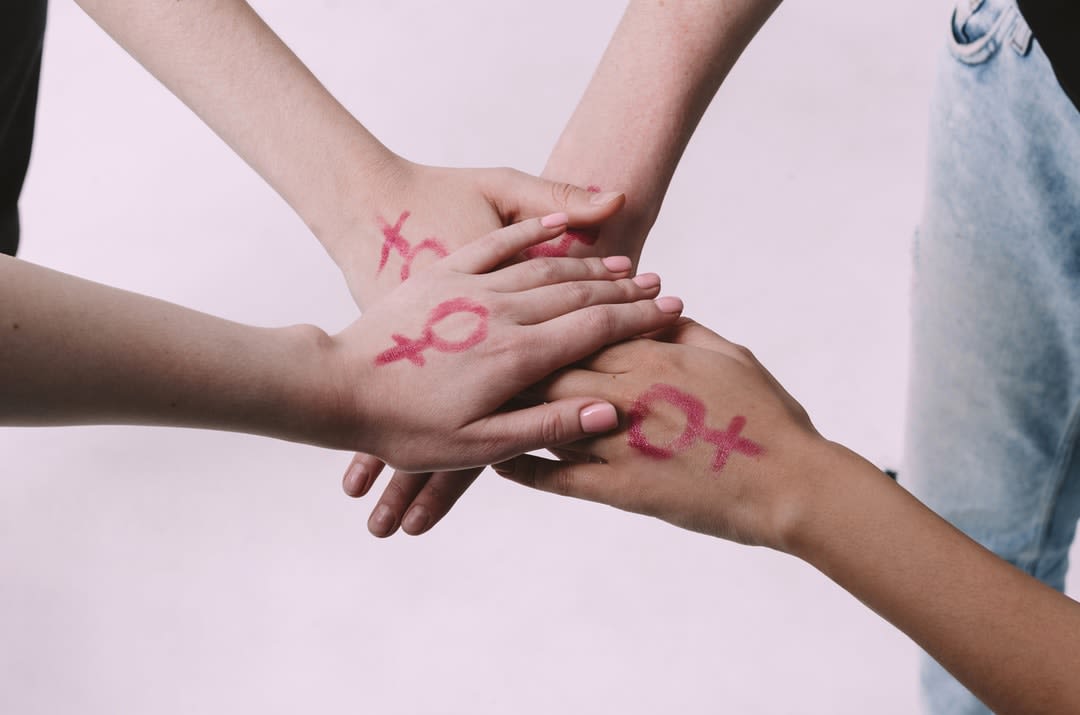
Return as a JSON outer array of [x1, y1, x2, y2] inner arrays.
[[904, 0, 1080, 712]]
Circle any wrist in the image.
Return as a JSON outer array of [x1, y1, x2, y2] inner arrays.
[[541, 154, 662, 231], [254, 323, 356, 450], [772, 437, 898, 561], [309, 147, 414, 271]]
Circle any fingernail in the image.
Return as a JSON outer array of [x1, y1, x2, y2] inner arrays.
[[344, 463, 369, 495], [492, 460, 515, 476], [580, 403, 618, 433], [602, 256, 632, 272], [589, 191, 622, 205], [632, 272, 660, 289], [540, 212, 569, 228], [368, 505, 395, 537], [402, 506, 430, 535], [655, 296, 684, 314]]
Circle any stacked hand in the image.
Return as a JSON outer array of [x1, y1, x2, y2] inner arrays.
[[494, 318, 821, 550], [331, 159, 658, 536], [328, 211, 681, 483]]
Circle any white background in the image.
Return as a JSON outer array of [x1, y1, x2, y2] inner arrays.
[[4, 1, 1076, 713]]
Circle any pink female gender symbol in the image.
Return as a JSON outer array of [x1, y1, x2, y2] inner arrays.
[[626, 383, 764, 472], [523, 185, 603, 259], [377, 211, 449, 282], [374, 297, 490, 367]]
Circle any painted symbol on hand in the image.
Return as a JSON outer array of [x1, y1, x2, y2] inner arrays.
[[523, 185, 602, 259], [627, 384, 764, 472], [374, 298, 490, 367], [377, 211, 449, 281]]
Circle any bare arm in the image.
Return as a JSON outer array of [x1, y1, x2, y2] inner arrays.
[[792, 444, 1080, 715], [0, 252, 335, 441], [360, 0, 784, 535], [1, 221, 681, 469], [543, 0, 782, 261], [499, 320, 1080, 715], [74, 0, 393, 264], [73, 0, 626, 306]]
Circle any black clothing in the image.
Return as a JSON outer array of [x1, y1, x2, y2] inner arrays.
[[1017, 0, 1080, 112], [0, 0, 47, 257]]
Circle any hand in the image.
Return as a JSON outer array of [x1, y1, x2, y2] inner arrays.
[[330, 215, 683, 474], [330, 160, 628, 309], [532, 170, 657, 269], [341, 173, 660, 538], [334, 161, 633, 536], [492, 319, 823, 550]]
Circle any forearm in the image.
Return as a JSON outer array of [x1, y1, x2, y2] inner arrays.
[[74, 0, 397, 263], [788, 443, 1080, 715], [544, 0, 780, 228], [0, 254, 340, 444]]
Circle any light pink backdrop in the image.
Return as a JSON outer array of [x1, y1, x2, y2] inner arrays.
[[4, 1, 1074, 713]]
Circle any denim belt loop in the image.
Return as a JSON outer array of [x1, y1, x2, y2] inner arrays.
[[1011, 10, 1033, 56]]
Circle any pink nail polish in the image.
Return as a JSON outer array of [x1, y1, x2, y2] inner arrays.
[[580, 403, 618, 433], [655, 296, 684, 314], [540, 212, 569, 228], [602, 256, 633, 272], [632, 272, 660, 289]]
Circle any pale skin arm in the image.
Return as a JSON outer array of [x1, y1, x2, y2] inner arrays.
[[541, 0, 782, 262], [0, 252, 338, 441], [73, 0, 626, 306], [0, 220, 683, 467], [357, 0, 783, 536], [496, 321, 1080, 715]]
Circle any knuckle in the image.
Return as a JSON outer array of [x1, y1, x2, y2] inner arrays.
[[733, 343, 755, 360], [527, 258, 560, 283], [617, 277, 641, 299], [583, 257, 608, 276], [487, 325, 522, 359], [549, 181, 576, 207], [549, 467, 580, 497], [564, 280, 593, 307], [583, 305, 619, 336], [538, 410, 568, 446]]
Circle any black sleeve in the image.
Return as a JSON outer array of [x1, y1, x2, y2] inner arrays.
[[0, 0, 49, 257]]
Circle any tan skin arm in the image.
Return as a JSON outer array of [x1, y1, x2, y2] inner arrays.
[[497, 320, 1080, 715]]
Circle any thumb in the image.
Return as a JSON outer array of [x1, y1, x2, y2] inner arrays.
[[469, 398, 620, 464], [490, 169, 624, 227]]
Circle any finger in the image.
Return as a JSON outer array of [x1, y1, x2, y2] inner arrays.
[[342, 453, 386, 497], [532, 367, 621, 404], [484, 169, 624, 227], [466, 398, 621, 464], [510, 275, 661, 325], [399, 467, 484, 536], [487, 255, 635, 292], [367, 470, 432, 538], [444, 214, 569, 274], [493, 454, 640, 513], [526, 296, 684, 376]]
